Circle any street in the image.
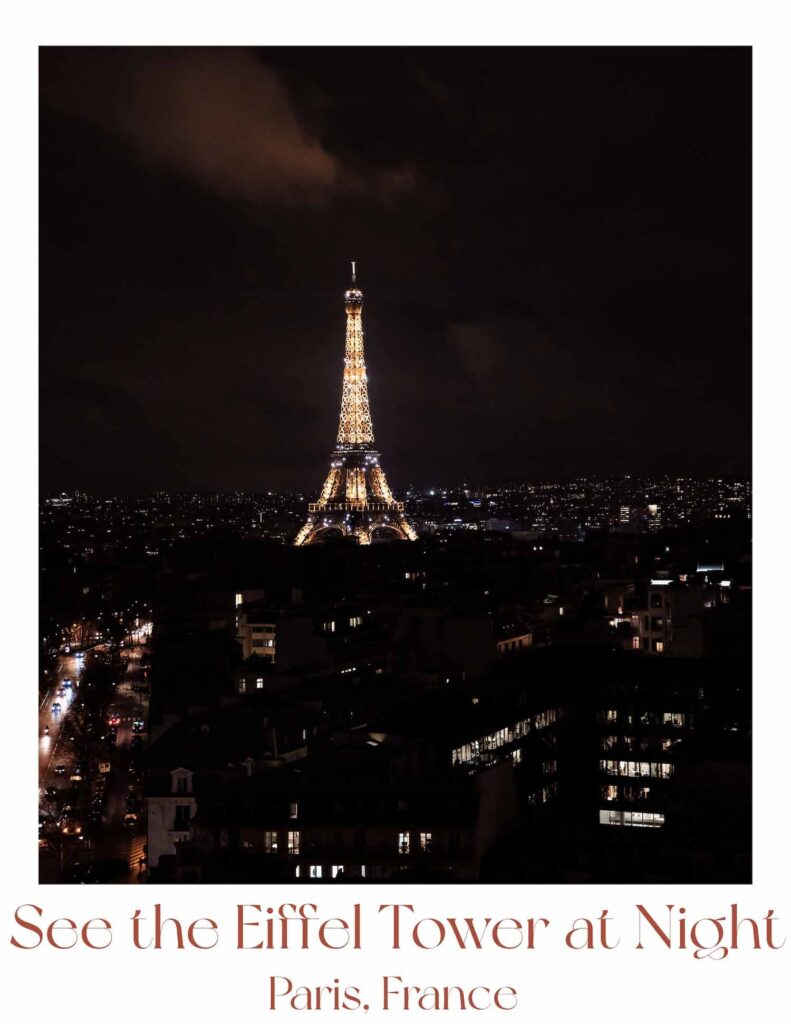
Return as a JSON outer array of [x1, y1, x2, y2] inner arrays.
[[39, 626, 151, 883]]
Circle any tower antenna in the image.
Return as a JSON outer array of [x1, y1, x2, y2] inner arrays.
[[351, 260, 356, 284]]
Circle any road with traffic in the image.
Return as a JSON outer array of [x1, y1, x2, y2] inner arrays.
[[39, 625, 151, 883]]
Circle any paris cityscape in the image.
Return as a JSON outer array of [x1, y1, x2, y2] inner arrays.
[[40, 461, 751, 883], [38, 46, 750, 883], [38, 273, 751, 884]]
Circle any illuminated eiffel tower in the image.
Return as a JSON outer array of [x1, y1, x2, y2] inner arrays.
[[294, 264, 417, 546]]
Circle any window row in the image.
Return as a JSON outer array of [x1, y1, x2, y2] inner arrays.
[[600, 734, 685, 753], [599, 809, 665, 828], [601, 784, 652, 803], [451, 708, 560, 765], [295, 865, 362, 879], [599, 760, 674, 779], [263, 830, 436, 857], [597, 710, 686, 727], [398, 832, 433, 854], [264, 831, 302, 854]]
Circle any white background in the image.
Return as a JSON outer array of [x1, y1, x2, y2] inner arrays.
[[1, 2, 788, 1020]]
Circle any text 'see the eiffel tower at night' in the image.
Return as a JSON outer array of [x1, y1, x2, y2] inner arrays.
[[295, 264, 417, 547]]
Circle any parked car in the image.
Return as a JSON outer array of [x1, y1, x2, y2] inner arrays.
[[60, 811, 83, 836]]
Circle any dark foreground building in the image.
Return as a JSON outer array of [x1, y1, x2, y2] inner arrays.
[[39, 489, 750, 883]]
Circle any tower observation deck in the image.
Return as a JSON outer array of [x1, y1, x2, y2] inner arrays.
[[294, 265, 417, 546]]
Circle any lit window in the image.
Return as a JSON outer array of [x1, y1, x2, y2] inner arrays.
[[419, 832, 432, 852], [289, 801, 299, 820], [331, 865, 345, 878], [288, 830, 300, 855], [309, 865, 322, 878], [599, 809, 665, 829], [264, 831, 278, 853], [256, 679, 264, 690], [600, 759, 674, 779], [398, 831, 410, 855], [235, 593, 243, 607], [534, 709, 558, 729]]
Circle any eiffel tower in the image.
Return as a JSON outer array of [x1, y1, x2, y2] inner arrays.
[[294, 264, 417, 546]]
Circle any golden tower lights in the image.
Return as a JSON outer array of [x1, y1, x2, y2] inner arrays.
[[294, 265, 417, 546]]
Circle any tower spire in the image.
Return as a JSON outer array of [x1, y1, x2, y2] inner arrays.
[[294, 267, 417, 547]]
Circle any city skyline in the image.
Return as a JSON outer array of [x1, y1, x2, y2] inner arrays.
[[38, 466, 752, 884], [40, 474, 751, 553], [40, 47, 750, 495]]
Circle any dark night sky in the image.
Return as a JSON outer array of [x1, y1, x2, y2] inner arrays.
[[39, 47, 751, 494]]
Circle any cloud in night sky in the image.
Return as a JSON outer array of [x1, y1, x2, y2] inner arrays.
[[40, 48, 413, 206]]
